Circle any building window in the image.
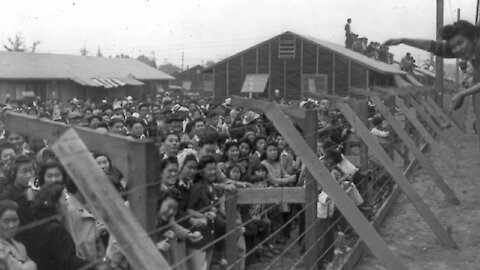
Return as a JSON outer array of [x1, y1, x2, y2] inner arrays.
[[302, 74, 328, 96], [278, 35, 296, 59]]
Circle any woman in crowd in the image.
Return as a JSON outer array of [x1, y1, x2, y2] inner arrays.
[[260, 141, 296, 244], [158, 157, 179, 192], [0, 200, 36, 270], [383, 20, 480, 110], [217, 141, 240, 176], [153, 189, 202, 270], [186, 155, 225, 270], [93, 152, 125, 193], [0, 155, 35, 235], [161, 133, 180, 159], [0, 143, 15, 186], [36, 161, 66, 187], [25, 183, 96, 270]]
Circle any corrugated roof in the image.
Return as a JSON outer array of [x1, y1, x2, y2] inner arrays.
[[204, 31, 406, 75], [0, 51, 174, 81]]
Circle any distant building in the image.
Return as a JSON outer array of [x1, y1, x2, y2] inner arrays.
[[0, 52, 174, 103], [171, 65, 213, 95], [204, 31, 412, 101]]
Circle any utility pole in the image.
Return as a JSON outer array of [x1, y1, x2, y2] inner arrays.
[[181, 52, 184, 71], [435, 0, 444, 104], [455, 9, 461, 86]]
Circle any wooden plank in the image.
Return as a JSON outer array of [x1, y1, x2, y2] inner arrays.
[[303, 109, 319, 270], [4, 111, 132, 174], [474, 94, 480, 148], [395, 96, 458, 172], [421, 98, 451, 128], [262, 102, 408, 270], [127, 142, 159, 232], [235, 187, 306, 204], [336, 102, 457, 248], [370, 95, 459, 205], [410, 98, 462, 158], [341, 142, 428, 270], [51, 128, 171, 270], [425, 96, 462, 132], [225, 190, 238, 270], [231, 95, 306, 119]]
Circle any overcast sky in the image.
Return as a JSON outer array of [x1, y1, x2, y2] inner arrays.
[[1, 0, 477, 68]]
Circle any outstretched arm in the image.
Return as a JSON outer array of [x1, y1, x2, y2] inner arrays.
[[382, 38, 433, 51]]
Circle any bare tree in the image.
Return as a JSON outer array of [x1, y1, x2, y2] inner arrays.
[[4, 33, 26, 52], [4, 33, 40, 52], [31, 41, 41, 52]]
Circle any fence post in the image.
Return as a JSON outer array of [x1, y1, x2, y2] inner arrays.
[[303, 109, 318, 270], [225, 190, 238, 270]]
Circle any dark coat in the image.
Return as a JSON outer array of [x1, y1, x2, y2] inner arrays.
[[24, 219, 89, 270]]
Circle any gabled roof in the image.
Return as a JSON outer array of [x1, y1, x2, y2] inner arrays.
[[204, 31, 405, 75], [0, 51, 174, 81]]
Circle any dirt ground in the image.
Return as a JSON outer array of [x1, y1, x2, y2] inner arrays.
[[356, 115, 480, 270]]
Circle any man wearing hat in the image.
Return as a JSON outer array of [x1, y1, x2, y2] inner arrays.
[[67, 111, 83, 127], [166, 113, 185, 134]]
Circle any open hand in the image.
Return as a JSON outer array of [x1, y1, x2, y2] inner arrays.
[[156, 239, 171, 251], [451, 93, 465, 110], [187, 231, 203, 242]]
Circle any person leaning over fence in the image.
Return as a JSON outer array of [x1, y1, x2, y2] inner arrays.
[[383, 19, 480, 110], [153, 189, 203, 270]]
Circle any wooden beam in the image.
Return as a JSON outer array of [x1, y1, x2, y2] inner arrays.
[[425, 96, 464, 134], [225, 190, 238, 270], [336, 102, 457, 248], [231, 95, 305, 119], [303, 109, 319, 270], [395, 96, 458, 172], [341, 142, 428, 270], [235, 187, 305, 204], [4, 111, 132, 173], [262, 102, 408, 270], [51, 128, 171, 270], [370, 95, 459, 205], [410, 97, 462, 158], [126, 142, 159, 232]]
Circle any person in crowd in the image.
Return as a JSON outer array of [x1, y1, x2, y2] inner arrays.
[[241, 163, 278, 266], [4, 132, 28, 156], [400, 52, 416, 73], [63, 178, 107, 263], [383, 19, 480, 110], [154, 189, 203, 270], [25, 183, 99, 270], [161, 133, 180, 159], [345, 18, 353, 49], [186, 156, 226, 270], [125, 118, 145, 139], [260, 141, 296, 245], [0, 155, 35, 240], [108, 118, 126, 136], [36, 161, 66, 187], [0, 143, 15, 182], [93, 153, 125, 193], [0, 200, 37, 270]]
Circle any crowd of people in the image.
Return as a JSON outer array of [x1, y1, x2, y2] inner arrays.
[[344, 18, 394, 64], [0, 92, 383, 270]]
